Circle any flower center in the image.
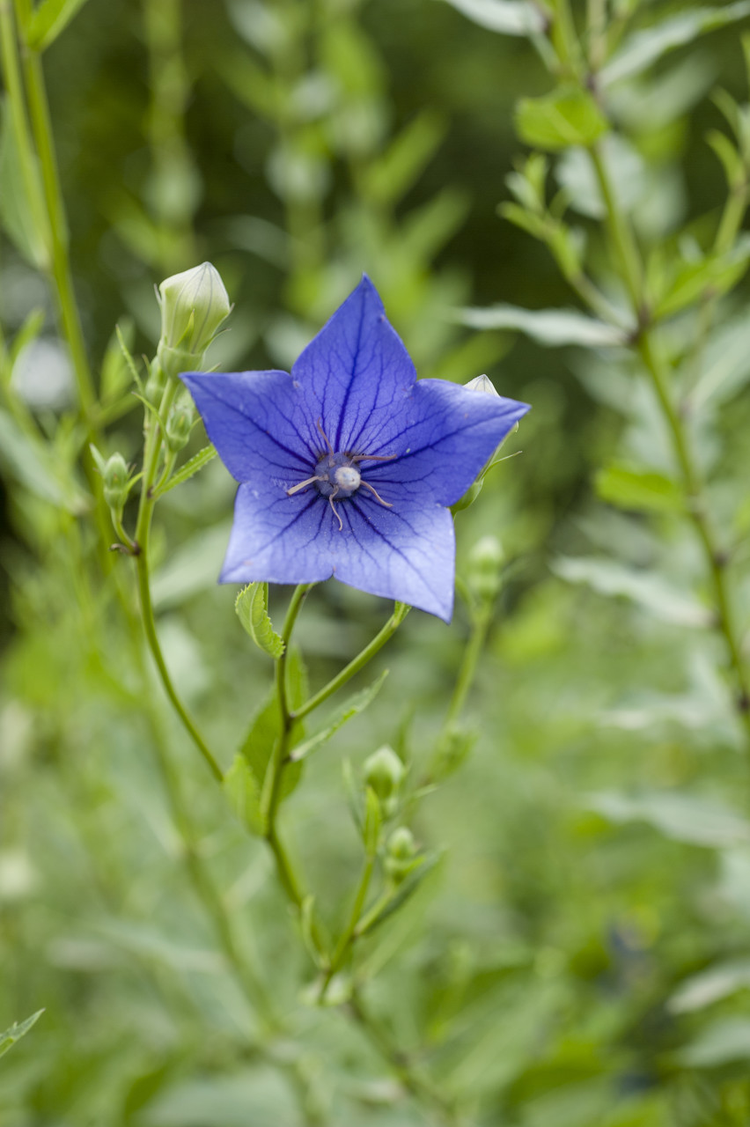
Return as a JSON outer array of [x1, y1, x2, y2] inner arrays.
[[313, 453, 361, 498]]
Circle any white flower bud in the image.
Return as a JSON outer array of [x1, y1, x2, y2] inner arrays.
[[158, 262, 231, 358]]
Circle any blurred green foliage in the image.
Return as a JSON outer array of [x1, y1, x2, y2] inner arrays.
[[4, 0, 750, 1125]]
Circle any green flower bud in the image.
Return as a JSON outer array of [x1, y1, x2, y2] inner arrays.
[[363, 746, 404, 810], [452, 375, 520, 514], [467, 535, 504, 602], [102, 452, 130, 514], [157, 262, 231, 376], [385, 826, 417, 883], [164, 392, 195, 453]]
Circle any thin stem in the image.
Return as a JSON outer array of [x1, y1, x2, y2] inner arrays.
[[133, 378, 224, 783], [589, 145, 750, 741], [263, 585, 328, 956], [321, 852, 375, 998], [292, 603, 410, 722], [347, 991, 462, 1127], [443, 605, 492, 733], [0, 1, 50, 267], [13, 4, 96, 421]]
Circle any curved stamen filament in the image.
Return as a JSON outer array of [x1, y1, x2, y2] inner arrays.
[[287, 475, 323, 496], [316, 418, 334, 455], [360, 481, 392, 508], [328, 487, 343, 531]]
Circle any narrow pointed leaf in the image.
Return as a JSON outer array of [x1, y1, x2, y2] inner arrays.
[[0, 1010, 44, 1060], [289, 670, 389, 763]]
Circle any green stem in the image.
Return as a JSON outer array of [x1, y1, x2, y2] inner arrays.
[[347, 991, 462, 1126], [0, 1, 50, 266], [589, 144, 750, 741], [321, 852, 375, 998], [13, 2, 96, 422], [263, 585, 328, 956], [133, 378, 224, 783], [292, 603, 410, 722], [443, 605, 492, 733]]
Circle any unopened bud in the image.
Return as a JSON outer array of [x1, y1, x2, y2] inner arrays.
[[385, 827, 417, 882], [464, 373, 499, 396], [102, 453, 130, 514], [165, 393, 195, 453], [157, 262, 231, 378], [467, 535, 504, 602], [363, 745, 404, 813]]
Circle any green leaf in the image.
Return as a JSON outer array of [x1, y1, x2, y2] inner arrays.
[[602, 2, 750, 87], [223, 754, 266, 836], [553, 556, 711, 628], [676, 1017, 750, 1068], [0, 1010, 44, 1060], [100, 318, 135, 401], [362, 110, 445, 207], [457, 304, 624, 347], [515, 86, 609, 152], [235, 583, 285, 659], [670, 959, 750, 1014], [357, 851, 442, 936], [156, 444, 217, 496], [587, 790, 750, 848], [0, 409, 86, 513], [595, 464, 685, 515], [443, 0, 545, 36], [653, 241, 750, 320], [27, 0, 92, 51], [288, 670, 389, 763]]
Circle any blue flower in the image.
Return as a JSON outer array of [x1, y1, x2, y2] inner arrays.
[[181, 277, 529, 621]]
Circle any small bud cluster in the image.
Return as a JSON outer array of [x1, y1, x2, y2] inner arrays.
[[363, 745, 404, 818]]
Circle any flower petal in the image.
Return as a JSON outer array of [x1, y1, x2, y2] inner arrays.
[[219, 483, 455, 621], [291, 275, 417, 455], [363, 377, 530, 506], [181, 369, 319, 483]]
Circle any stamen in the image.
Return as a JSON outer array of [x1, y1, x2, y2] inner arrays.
[[316, 418, 334, 455], [351, 453, 397, 463], [286, 475, 323, 496], [328, 487, 343, 531], [360, 481, 392, 508]]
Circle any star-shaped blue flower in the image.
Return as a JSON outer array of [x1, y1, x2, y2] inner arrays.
[[181, 277, 529, 621]]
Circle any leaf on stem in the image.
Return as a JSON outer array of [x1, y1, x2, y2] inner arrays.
[[27, 0, 93, 52], [515, 86, 608, 152], [601, 2, 750, 87], [155, 445, 217, 496], [457, 304, 624, 347], [443, 0, 545, 37], [288, 670, 389, 763], [586, 790, 750, 848], [223, 754, 266, 836], [0, 99, 48, 269], [356, 851, 442, 937], [595, 464, 685, 515], [653, 239, 750, 320], [553, 556, 711, 628], [235, 582, 285, 658], [0, 1010, 44, 1060]]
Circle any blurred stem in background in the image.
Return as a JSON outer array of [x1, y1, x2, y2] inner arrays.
[[1, 0, 95, 430], [143, 0, 199, 272]]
